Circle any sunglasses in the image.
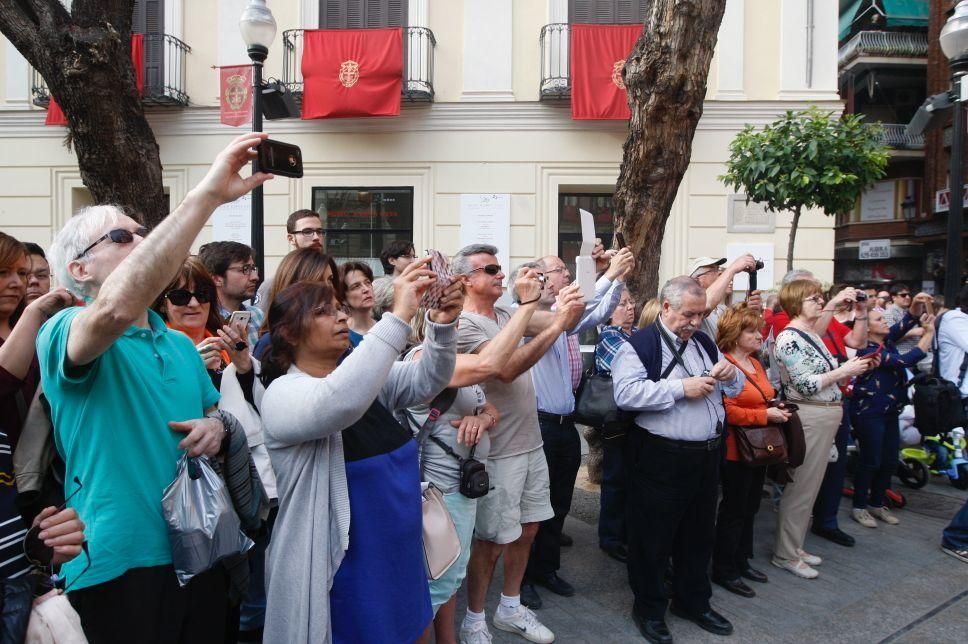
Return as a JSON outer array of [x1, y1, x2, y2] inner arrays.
[[165, 288, 213, 306], [24, 477, 92, 594], [467, 264, 502, 276], [75, 227, 148, 260], [895, 292, 911, 297]]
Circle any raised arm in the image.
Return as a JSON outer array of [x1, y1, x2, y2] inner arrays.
[[844, 299, 870, 349], [66, 133, 272, 367], [498, 285, 584, 383], [0, 288, 72, 381]]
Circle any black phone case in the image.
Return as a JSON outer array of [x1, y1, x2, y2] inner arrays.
[[258, 139, 304, 178]]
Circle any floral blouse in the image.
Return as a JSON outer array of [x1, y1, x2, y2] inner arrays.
[[774, 327, 843, 403]]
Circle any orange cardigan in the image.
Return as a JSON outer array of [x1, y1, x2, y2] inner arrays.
[[723, 355, 775, 462]]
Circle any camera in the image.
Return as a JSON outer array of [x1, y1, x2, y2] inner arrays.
[[746, 258, 764, 291], [855, 291, 868, 302], [536, 274, 548, 284], [701, 369, 712, 377]]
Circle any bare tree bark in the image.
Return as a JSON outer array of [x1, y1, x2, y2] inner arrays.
[[786, 206, 802, 273], [0, 0, 168, 227], [613, 0, 727, 301]]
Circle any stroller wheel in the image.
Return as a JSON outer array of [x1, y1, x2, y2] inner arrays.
[[897, 458, 929, 489], [885, 488, 906, 509], [953, 463, 968, 491]]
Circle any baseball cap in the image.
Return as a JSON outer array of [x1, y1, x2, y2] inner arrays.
[[687, 256, 726, 277]]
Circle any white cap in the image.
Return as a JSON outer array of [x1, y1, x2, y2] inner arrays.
[[687, 256, 726, 277]]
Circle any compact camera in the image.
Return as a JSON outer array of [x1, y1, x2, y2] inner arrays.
[[855, 291, 869, 302]]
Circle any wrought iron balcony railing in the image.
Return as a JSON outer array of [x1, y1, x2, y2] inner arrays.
[[540, 23, 570, 98], [838, 30, 929, 68], [282, 27, 436, 102], [877, 123, 925, 150], [30, 33, 191, 108]]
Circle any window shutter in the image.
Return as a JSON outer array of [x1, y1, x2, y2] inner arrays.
[[132, 0, 164, 95], [616, 0, 645, 23], [320, 0, 347, 28], [570, 0, 643, 23], [347, 1, 365, 28], [320, 0, 408, 28]]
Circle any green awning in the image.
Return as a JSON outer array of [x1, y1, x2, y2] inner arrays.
[[840, 1, 929, 41], [883, 0, 929, 28], [840, 0, 864, 41]]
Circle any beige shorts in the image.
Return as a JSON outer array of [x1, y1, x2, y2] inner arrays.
[[474, 447, 553, 545]]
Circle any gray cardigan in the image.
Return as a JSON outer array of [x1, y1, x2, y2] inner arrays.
[[260, 312, 457, 644]]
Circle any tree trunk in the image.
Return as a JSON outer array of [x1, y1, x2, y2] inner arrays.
[[0, 0, 168, 228], [613, 0, 728, 302], [786, 206, 802, 273]]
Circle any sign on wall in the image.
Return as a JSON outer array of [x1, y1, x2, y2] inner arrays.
[[211, 194, 252, 245], [459, 194, 511, 282], [859, 239, 891, 260], [860, 181, 895, 222], [726, 195, 775, 233]]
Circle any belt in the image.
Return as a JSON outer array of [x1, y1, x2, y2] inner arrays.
[[537, 411, 574, 425], [794, 399, 843, 408], [641, 428, 722, 451]]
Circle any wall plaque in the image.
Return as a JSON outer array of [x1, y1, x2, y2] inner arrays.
[[727, 194, 775, 233]]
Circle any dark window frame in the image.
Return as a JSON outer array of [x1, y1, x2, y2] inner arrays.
[[319, 0, 409, 29], [569, 0, 647, 24]]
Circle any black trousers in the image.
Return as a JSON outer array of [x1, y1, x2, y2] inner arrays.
[[598, 432, 628, 549], [69, 564, 228, 644], [626, 429, 720, 620], [528, 413, 582, 578], [712, 460, 767, 580]]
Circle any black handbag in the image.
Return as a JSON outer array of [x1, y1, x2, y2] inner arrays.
[[574, 370, 631, 438]]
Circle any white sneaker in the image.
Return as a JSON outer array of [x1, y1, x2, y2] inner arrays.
[[795, 548, 822, 566], [869, 506, 899, 525], [852, 508, 878, 529], [460, 619, 494, 644], [493, 605, 555, 643], [772, 556, 819, 579]]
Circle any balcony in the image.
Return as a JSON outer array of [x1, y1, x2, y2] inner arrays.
[[30, 33, 191, 108], [877, 123, 924, 150], [540, 23, 570, 99], [282, 27, 436, 102], [838, 30, 928, 72]]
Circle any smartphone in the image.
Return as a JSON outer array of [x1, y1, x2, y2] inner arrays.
[[257, 139, 303, 178], [864, 344, 884, 360], [229, 310, 252, 329], [421, 250, 453, 310], [615, 232, 626, 248], [781, 403, 799, 412]]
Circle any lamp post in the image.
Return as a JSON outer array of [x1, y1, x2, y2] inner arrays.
[[239, 0, 277, 281], [940, 0, 968, 303]]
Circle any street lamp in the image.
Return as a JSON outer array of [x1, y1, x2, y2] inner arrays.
[[901, 194, 917, 223], [239, 0, 277, 281], [940, 0, 968, 303]]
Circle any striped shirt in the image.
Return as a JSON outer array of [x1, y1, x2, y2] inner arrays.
[[0, 431, 30, 580]]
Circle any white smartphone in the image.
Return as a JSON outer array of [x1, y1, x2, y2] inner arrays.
[[228, 310, 251, 329]]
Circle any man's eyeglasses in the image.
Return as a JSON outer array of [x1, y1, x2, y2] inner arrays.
[[544, 267, 567, 276], [291, 228, 325, 239], [75, 227, 148, 260], [25, 477, 91, 593], [313, 301, 351, 317], [227, 264, 259, 276], [165, 288, 213, 306], [467, 264, 502, 276]]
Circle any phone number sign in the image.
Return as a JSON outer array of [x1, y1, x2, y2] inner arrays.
[[859, 239, 891, 261]]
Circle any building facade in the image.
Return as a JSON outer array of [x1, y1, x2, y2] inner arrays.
[[0, 0, 841, 288]]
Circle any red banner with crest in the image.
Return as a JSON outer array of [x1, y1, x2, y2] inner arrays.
[[219, 65, 253, 127], [570, 24, 641, 120], [301, 28, 402, 119], [46, 34, 144, 126]]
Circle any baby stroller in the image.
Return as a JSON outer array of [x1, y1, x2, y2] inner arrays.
[[900, 427, 968, 490]]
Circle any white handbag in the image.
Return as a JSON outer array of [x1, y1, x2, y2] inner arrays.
[[421, 482, 461, 580]]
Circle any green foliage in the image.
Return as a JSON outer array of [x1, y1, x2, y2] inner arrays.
[[720, 107, 889, 217]]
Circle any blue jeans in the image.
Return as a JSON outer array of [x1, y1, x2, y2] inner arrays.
[[851, 413, 900, 509], [942, 497, 968, 550], [812, 411, 851, 530]]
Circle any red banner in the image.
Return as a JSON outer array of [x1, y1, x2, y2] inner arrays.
[[219, 65, 253, 127], [46, 34, 145, 126], [570, 24, 641, 120], [301, 28, 402, 119]]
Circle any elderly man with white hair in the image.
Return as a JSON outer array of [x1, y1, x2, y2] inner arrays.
[[36, 133, 272, 643], [612, 276, 744, 644]]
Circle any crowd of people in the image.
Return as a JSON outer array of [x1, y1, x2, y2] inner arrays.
[[0, 134, 966, 644]]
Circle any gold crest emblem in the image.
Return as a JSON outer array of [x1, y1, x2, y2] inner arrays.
[[611, 60, 626, 90], [339, 60, 360, 88], [225, 74, 248, 111]]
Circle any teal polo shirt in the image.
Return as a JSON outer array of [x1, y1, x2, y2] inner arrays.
[[36, 307, 219, 590]]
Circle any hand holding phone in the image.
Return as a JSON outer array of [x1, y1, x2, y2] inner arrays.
[[863, 344, 884, 360], [257, 139, 304, 178]]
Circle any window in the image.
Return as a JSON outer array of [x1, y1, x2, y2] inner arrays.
[[132, 0, 165, 94], [313, 187, 414, 276], [569, 0, 646, 23], [558, 193, 617, 277], [319, 0, 408, 28]]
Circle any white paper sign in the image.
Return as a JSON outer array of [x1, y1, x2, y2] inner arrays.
[[860, 181, 895, 222], [211, 194, 252, 245], [859, 239, 891, 260], [725, 243, 775, 291], [460, 194, 511, 281]]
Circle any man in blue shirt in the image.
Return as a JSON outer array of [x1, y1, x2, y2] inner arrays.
[[613, 276, 744, 644], [38, 133, 272, 643]]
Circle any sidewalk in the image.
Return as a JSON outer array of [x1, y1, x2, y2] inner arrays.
[[459, 471, 968, 643]]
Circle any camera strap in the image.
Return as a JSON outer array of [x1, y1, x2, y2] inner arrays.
[[658, 326, 700, 378]]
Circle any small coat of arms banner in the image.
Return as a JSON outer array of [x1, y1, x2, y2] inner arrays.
[[301, 28, 403, 119], [219, 65, 253, 127], [570, 24, 642, 120]]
